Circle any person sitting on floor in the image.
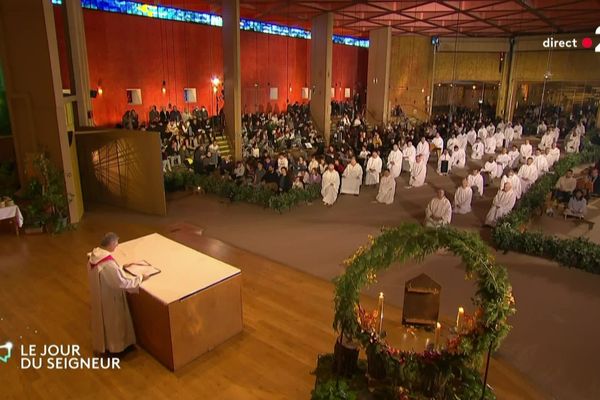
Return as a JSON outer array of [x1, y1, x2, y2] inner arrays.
[[564, 189, 587, 219], [424, 189, 452, 228]]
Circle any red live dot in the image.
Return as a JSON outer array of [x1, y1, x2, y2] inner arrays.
[[582, 37, 593, 48]]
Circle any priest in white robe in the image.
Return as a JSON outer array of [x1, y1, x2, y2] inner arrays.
[[403, 141, 417, 172], [408, 154, 427, 188], [457, 132, 468, 150], [387, 144, 403, 178], [365, 152, 383, 185], [376, 169, 396, 205], [468, 169, 484, 197], [565, 131, 580, 153], [451, 145, 466, 168], [424, 189, 452, 228], [432, 133, 444, 159], [513, 122, 523, 139], [546, 144, 560, 168], [466, 127, 477, 146], [496, 148, 511, 171], [478, 125, 488, 140], [340, 157, 363, 195], [501, 169, 522, 199], [508, 145, 520, 169], [518, 158, 539, 193], [539, 131, 554, 151], [447, 135, 458, 152], [453, 179, 473, 214], [88, 233, 146, 354], [520, 140, 533, 163], [504, 123, 514, 147], [485, 182, 517, 227], [533, 149, 549, 175], [483, 157, 500, 183], [493, 130, 505, 150], [484, 136, 497, 154], [416, 137, 430, 164], [321, 164, 341, 205], [437, 149, 452, 175], [471, 138, 484, 160]]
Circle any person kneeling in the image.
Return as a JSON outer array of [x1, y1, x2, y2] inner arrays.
[[424, 189, 452, 228], [376, 169, 396, 205], [321, 163, 340, 206]]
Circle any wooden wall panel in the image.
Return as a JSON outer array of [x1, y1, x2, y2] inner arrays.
[[76, 129, 166, 216]]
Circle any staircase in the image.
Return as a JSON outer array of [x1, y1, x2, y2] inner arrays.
[[215, 135, 232, 158]]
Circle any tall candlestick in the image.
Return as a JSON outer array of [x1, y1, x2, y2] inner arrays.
[[377, 292, 384, 335], [456, 307, 464, 331], [434, 322, 441, 349]]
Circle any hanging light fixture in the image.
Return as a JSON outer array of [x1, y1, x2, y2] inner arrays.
[[97, 79, 103, 96], [162, 80, 167, 95]]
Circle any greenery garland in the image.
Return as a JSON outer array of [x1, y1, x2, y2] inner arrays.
[[164, 166, 321, 212], [492, 130, 600, 274], [317, 223, 515, 399]]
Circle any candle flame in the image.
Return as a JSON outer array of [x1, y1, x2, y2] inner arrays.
[[379, 292, 384, 299]]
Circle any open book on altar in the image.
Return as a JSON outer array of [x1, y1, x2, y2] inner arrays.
[[124, 260, 161, 277]]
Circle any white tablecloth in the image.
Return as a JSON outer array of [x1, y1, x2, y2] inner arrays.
[[0, 205, 23, 227]]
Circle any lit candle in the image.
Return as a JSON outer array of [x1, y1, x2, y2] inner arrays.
[[434, 322, 441, 349], [456, 307, 464, 331], [377, 292, 384, 335]]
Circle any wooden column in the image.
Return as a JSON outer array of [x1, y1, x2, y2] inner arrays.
[[366, 27, 391, 125], [0, 0, 83, 223], [310, 13, 333, 146], [222, 0, 242, 161], [63, 0, 93, 127]]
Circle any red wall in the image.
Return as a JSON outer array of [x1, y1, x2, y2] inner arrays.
[[54, 8, 368, 126]]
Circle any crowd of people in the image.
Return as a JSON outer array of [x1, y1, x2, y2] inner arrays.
[[122, 100, 598, 227]]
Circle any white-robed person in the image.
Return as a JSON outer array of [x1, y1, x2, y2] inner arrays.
[[432, 132, 444, 159], [340, 157, 363, 195], [478, 124, 488, 140], [87, 232, 148, 354], [520, 139, 533, 163], [508, 145, 520, 169], [416, 137, 430, 164], [518, 157, 539, 193], [546, 143, 560, 168], [471, 138, 484, 160], [501, 169, 522, 199], [403, 141, 417, 173], [537, 121, 547, 136], [565, 130, 581, 153], [387, 144, 403, 178], [564, 189, 587, 219], [468, 168, 484, 197], [424, 189, 452, 228], [321, 163, 340, 206], [483, 156, 500, 184], [496, 147, 511, 171], [408, 154, 427, 188], [485, 182, 517, 227], [539, 130, 554, 151], [513, 121, 523, 139], [447, 134, 458, 153], [451, 145, 466, 169], [437, 149, 452, 175], [504, 123, 514, 148], [466, 126, 477, 146], [484, 135, 496, 155], [365, 151, 383, 186], [376, 169, 396, 205], [453, 178, 473, 214], [533, 148, 549, 175], [493, 129, 505, 150]]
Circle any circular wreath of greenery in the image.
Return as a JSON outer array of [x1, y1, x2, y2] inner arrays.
[[331, 223, 516, 398]]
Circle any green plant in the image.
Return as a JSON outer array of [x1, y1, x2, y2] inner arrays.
[[24, 153, 72, 233], [492, 130, 600, 273], [164, 166, 321, 212], [311, 379, 357, 400], [324, 223, 515, 399]]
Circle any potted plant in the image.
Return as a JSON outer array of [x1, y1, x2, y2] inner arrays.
[[23, 154, 72, 234]]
